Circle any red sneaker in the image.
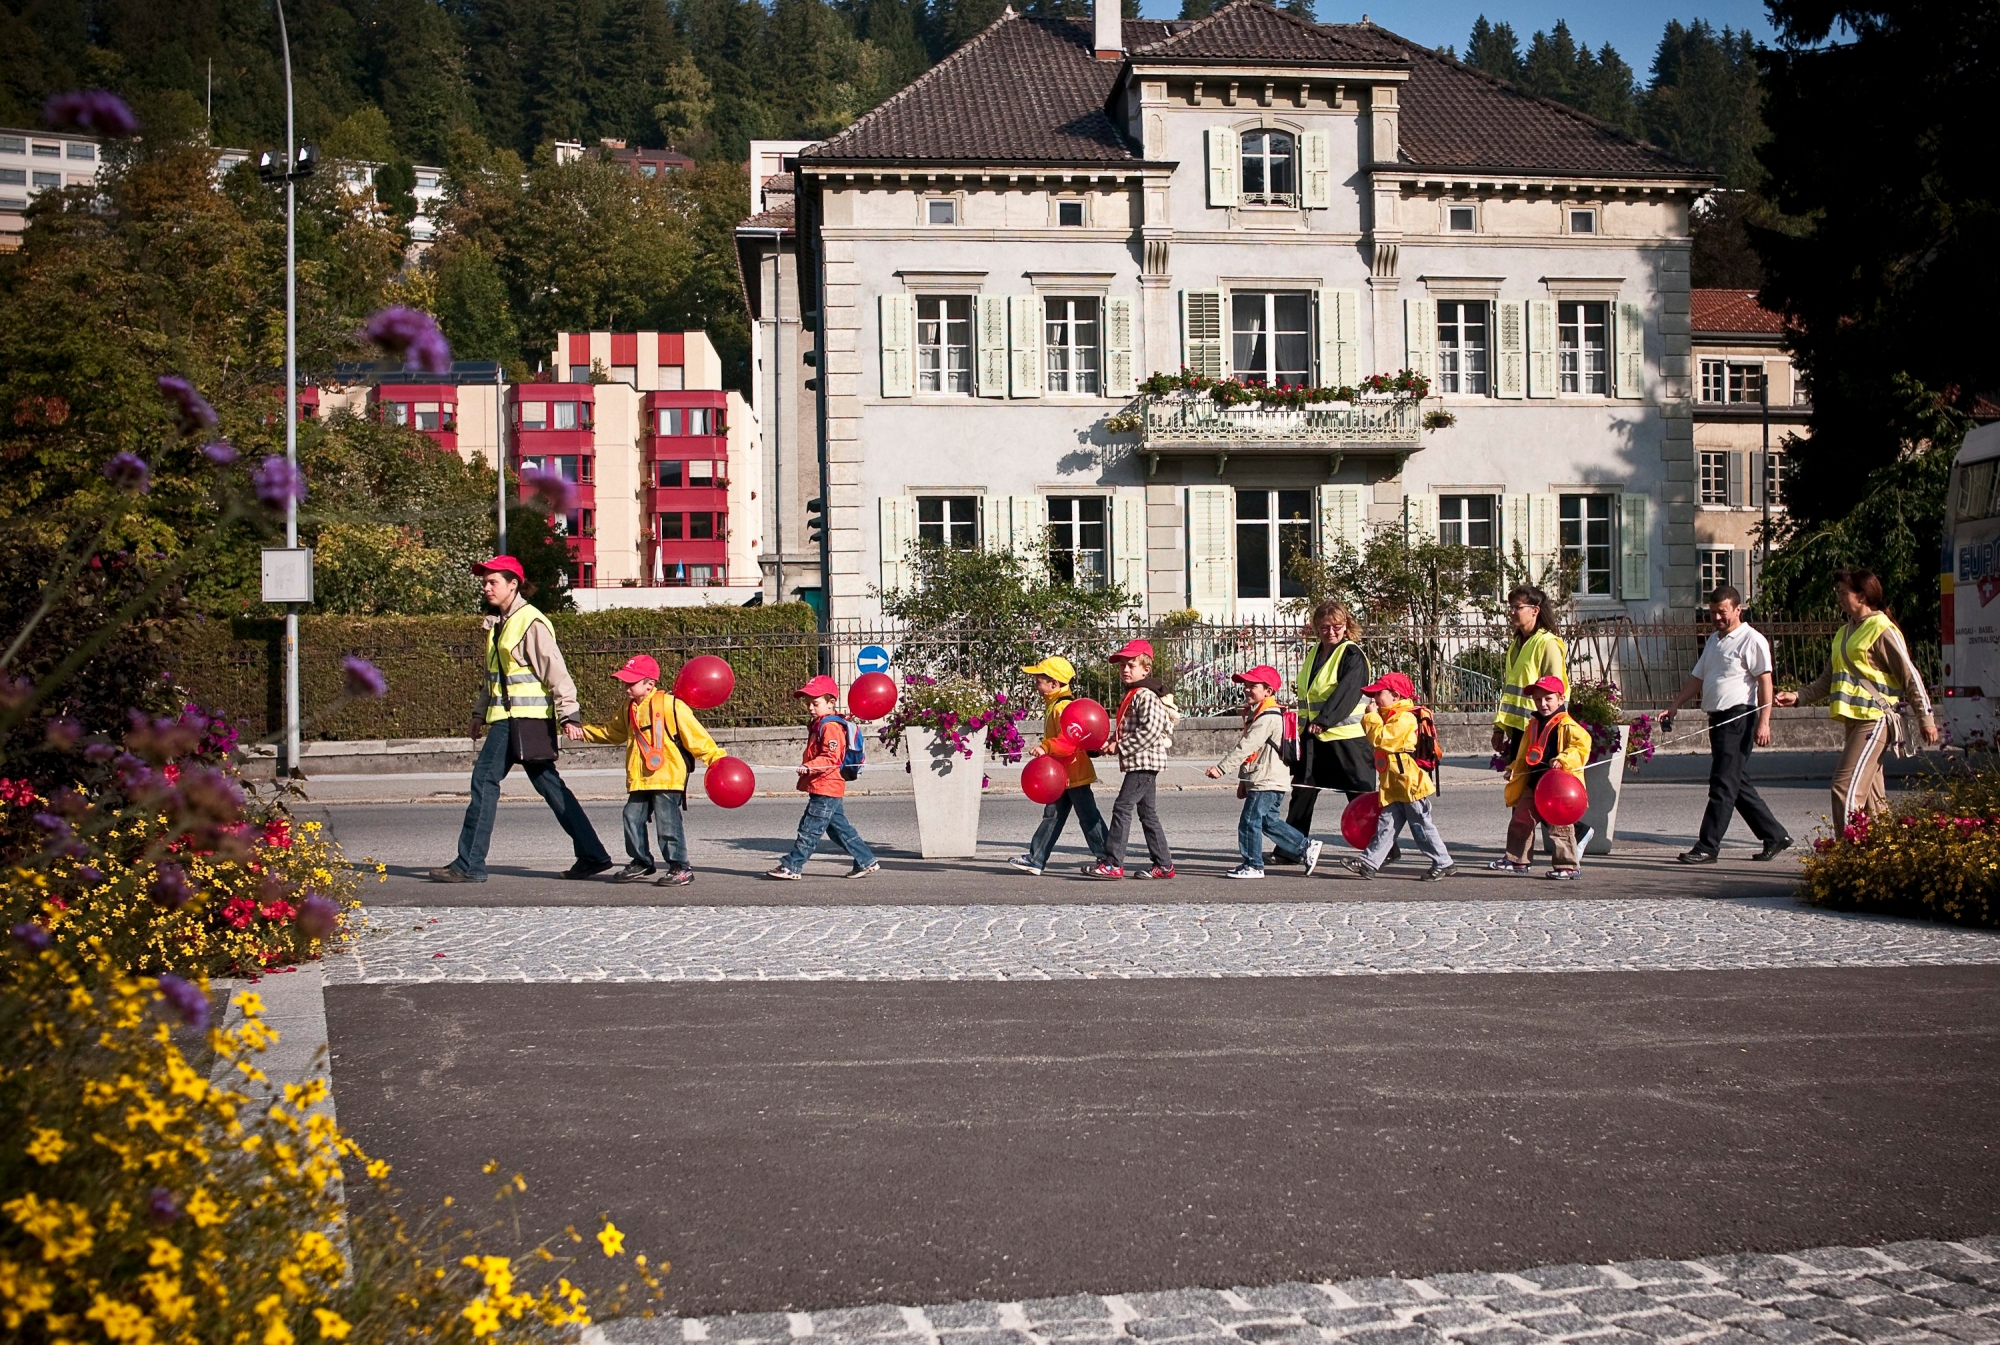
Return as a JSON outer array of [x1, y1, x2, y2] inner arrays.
[[1133, 866, 1176, 880], [1084, 863, 1125, 879]]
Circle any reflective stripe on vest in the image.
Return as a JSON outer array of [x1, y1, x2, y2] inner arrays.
[[631, 693, 678, 773], [1828, 613, 1899, 723], [1523, 711, 1573, 768], [1294, 639, 1368, 742], [1497, 630, 1569, 731], [484, 603, 556, 723]]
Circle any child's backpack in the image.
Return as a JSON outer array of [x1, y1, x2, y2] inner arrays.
[[1255, 706, 1302, 770], [1410, 702, 1442, 778], [815, 714, 866, 780]]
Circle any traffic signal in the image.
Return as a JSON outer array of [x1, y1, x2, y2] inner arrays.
[[806, 496, 828, 548]]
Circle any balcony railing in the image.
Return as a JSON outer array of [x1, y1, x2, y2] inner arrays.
[[1130, 393, 1422, 455]]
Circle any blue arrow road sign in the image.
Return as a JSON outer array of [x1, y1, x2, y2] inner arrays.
[[856, 644, 891, 675]]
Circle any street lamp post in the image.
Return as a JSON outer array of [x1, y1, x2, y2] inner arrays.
[[277, 0, 300, 777]]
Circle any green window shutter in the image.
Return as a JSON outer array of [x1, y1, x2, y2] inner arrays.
[[1526, 300, 1556, 398], [879, 495, 916, 592], [976, 294, 1008, 397], [1496, 301, 1525, 399], [1114, 492, 1148, 603], [1317, 288, 1361, 388], [1405, 492, 1438, 547], [1104, 297, 1137, 396], [1186, 485, 1235, 618], [1008, 294, 1042, 398], [1317, 483, 1365, 558], [1503, 492, 1532, 565], [1529, 493, 1561, 581], [1619, 492, 1651, 599], [1726, 451, 1746, 508], [1615, 301, 1645, 399], [1181, 289, 1225, 379], [1403, 297, 1436, 381], [879, 294, 915, 397], [1206, 126, 1239, 207], [1299, 131, 1331, 209]]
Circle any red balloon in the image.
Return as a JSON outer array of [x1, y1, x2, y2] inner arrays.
[[1045, 735, 1078, 760], [849, 671, 898, 721], [674, 655, 734, 710], [1341, 791, 1384, 849], [703, 756, 756, 809], [1022, 754, 1070, 805], [1534, 768, 1589, 826], [1059, 698, 1111, 752]]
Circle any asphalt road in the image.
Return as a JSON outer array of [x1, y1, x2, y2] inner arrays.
[[325, 967, 2000, 1315], [305, 777, 1837, 907]]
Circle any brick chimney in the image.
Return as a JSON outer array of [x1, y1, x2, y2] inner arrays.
[[1095, 0, 1122, 59]]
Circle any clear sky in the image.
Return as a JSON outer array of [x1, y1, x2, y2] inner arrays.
[[1133, 0, 1778, 79]]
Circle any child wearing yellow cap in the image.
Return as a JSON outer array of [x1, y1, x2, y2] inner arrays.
[[1009, 656, 1109, 876]]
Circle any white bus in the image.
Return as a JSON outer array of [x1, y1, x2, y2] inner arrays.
[[1942, 421, 2000, 747]]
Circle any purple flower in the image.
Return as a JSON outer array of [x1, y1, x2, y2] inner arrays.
[[44, 717, 82, 750], [297, 894, 341, 938], [44, 89, 139, 137], [520, 463, 578, 515], [341, 656, 387, 698], [103, 452, 151, 493], [156, 376, 217, 435], [150, 863, 193, 910], [83, 741, 115, 764], [78, 865, 102, 885], [360, 306, 452, 375], [252, 456, 307, 509], [148, 1188, 181, 1223], [201, 439, 238, 465], [155, 975, 209, 1029], [9, 922, 51, 952]]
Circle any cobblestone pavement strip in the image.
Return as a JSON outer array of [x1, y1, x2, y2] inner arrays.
[[591, 1236, 2000, 1345], [326, 899, 2000, 984]]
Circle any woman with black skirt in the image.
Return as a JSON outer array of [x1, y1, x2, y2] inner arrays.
[[1274, 600, 1377, 864]]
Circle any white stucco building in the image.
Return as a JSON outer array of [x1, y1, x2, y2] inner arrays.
[[745, 0, 1715, 622]]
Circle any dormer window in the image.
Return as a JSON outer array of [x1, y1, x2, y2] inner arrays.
[[1241, 129, 1296, 205]]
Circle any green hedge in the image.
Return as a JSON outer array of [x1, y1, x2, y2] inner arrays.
[[169, 604, 820, 740]]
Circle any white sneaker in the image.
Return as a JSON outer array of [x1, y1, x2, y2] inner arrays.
[[1224, 865, 1266, 879], [1006, 855, 1044, 875], [1302, 839, 1324, 876]]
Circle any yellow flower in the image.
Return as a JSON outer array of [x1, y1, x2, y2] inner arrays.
[[364, 1159, 390, 1179], [312, 1307, 352, 1340], [596, 1221, 625, 1257], [462, 1297, 502, 1337], [26, 1126, 69, 1165], [85, 1292, 155, 1344]]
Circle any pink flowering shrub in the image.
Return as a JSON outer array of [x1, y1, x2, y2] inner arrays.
[[879, 673, 1032, 763], [1798, 771, 2000, 926]]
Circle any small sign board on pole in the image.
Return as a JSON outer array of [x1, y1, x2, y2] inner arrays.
[[856, 644, 891, 675], [261, 547, 315, 605]]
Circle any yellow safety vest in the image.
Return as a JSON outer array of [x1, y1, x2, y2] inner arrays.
[[484, 602, 556, 724], [1828, 613, 1899, 722], [1496, 629, 1569, 732], [1294, 639, 1368, 742]]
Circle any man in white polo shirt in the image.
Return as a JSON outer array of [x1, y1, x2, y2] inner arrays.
[[1659, 585, 1791, 864]]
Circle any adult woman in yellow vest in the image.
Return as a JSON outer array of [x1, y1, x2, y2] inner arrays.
[[428, 556, 615, 884], [1491, 585, 1569, 759], [1274, 600, 1375, 863], [1775, 568, 1937, 821]]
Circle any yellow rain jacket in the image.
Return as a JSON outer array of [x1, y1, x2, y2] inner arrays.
[[1503, 709, 1592, 808], [1362, 698, 1435, 804], [582, 689, 727, 792]]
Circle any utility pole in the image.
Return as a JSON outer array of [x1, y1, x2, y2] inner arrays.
[[1759, 367, 1771, 608], [495, 365, 509, 555], [278, 0, 300, 778]]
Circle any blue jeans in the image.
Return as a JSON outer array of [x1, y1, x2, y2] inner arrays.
[[451, 725, 612, 880], [622, 790, 688, 869], [1238, 789, 1310, 869], [1361, 797, 1453, 870], [1026, 785, 1109, 869], [778, 794, 876, 873]]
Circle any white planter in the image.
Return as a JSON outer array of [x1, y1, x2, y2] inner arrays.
[[904, 726, 987, 858], [1579, 724, 1629, 856]]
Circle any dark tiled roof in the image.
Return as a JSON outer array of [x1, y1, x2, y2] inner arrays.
[[803, 11, 1165, 165], [738, 198, 795, 232], [1131, 3, 1400, 65], [1691, 289, 1785, 334]]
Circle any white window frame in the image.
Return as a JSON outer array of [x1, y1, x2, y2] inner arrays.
[[1437, 494, 1497, 551], [1229, 290, 1313, 388], [1559, 493, 1616, 597], [1764, 451, 1790, 506], [1558, 300, 1610, 396], [1699, 451, 1729, 505], [1566, 208, 1597, 235], [1239, 128, 1298, 206], [916, 494, 981, 551], [1435, 300, 1490, 396], [1445, 202, 1478, 233], [1698, 357, 1766, 405], [925, 197, 959, 225], [915, 295, 974, 395], [1699, 547, 1732, 598], [1234, 488, 1316, 605], [1047, 495, 1110, 589], [1054, 197, 1087, 227], [1043, 296, 1102, 395]]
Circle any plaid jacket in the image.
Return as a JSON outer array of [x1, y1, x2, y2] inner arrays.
[[1115, 684, 1174, 772]]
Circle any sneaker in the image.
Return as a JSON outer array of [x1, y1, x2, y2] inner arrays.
[[1224, 865, 1265, 879], [765, 867, 802, 881], [845, 862, 882, 879], [1007, 855, 1044, 876], [1084, 863, 1125, 879], [654, 869, 694, 887], [1575, 828, 1595, 856], [1545, 867, 1581, 881], [615, 862, 658, 882], [1133, 866, 1176, 880], [1676, 849, 1718, 866], [1487, 859, 1532, 873], [1302, 838, 1324, 877], [1751, 836, 1794, 861], [561, 858, 616, 880], [425, 866, 485, 884], [1422, 864, 1456, 882], [1340, 858, 1376, 880]]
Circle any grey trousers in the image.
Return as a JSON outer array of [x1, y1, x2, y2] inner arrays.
[[1104, 770, 1173, 871]]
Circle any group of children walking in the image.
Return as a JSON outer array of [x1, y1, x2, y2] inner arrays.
[[579, 639, 1592, 883]]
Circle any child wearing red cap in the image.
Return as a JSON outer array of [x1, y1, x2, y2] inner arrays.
[[768, 676, 880, 880], [1495, 674, 1592, 879], [1091, 640, 1177, 879], [1206, 665, 1322, 878], [1342, 672, 1454, 881], [581, 655, 728, 885]]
